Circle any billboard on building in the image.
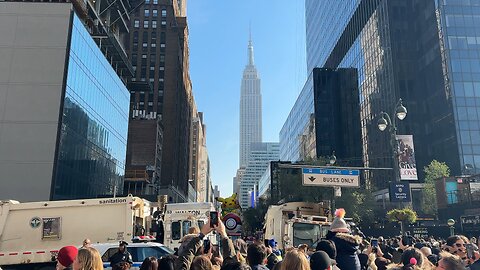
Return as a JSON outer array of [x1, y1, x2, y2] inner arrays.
[[396, 135, 418, 180]]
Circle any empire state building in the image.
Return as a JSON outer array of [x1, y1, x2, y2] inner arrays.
[[239, 36, 262, 167]]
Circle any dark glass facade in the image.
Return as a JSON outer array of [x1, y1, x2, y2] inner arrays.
[[51, 14, 130, 199], [313, 68, 363, 167]]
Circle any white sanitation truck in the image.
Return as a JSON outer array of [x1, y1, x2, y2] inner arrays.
[[264, 202, 331, 250], [0, 195, 157, 269], [162, 202, 217, 250]]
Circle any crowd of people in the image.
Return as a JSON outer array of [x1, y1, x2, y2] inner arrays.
[[52, 208, 480, 270]]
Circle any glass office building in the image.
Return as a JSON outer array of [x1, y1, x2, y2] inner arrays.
[[305, 0, 361, 73], [52, 14, 130, 199], [0, 3, 131, 201], [302, 0, 480, 188], [279, 74, 314, 162], [436, 0, 480, 174]]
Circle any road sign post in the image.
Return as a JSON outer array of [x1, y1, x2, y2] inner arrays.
[[302, 168, 360, 187]]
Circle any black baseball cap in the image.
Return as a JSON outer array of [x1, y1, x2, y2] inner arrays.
[[310, 251, 335, 270]]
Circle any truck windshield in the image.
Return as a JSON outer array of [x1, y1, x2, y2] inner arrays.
[[293, 223, 321, 247], [182, 221, 191, 237], [172, 221, 181, 240]]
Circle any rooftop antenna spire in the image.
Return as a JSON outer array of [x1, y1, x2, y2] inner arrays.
[[248, 22, 254, 65], [249, 21, 252, 43]]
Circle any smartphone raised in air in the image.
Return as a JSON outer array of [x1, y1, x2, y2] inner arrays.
[[209, 211, 219, 227]]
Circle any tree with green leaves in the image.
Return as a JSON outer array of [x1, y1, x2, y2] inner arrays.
[[387, 208, 417, 235], [422, 160, 450, 216]]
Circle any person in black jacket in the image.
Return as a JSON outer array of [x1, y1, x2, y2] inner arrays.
[[325, 208, 362, 270], [109, 241, 133, 270]]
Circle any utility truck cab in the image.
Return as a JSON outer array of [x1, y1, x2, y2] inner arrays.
[[163, 202, 217, 250], [264, 202, 330, 250]]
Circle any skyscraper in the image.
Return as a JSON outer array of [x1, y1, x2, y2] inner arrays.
[[239, 35, 262, 167], [300, 0, 480, 188], [125, 0, 196, 202]]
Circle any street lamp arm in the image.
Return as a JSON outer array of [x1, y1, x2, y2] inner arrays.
[[380, 112, 393, 128], [379, 111, 397, 134]]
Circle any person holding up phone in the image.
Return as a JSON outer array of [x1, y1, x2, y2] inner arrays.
[[174, 213, 241, 270], [467, 243, 480, 270], [209, 211, 219, 228], [371, 239, 379, 252]]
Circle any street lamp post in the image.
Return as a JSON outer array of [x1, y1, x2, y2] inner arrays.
[[378, 99, 407, 182], [328, 151, 341, 211], [447, 219, 455, 236], [378, 99, 407, 207]]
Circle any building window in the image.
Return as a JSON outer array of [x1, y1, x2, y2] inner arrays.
[[133, 66, 137, 71], [132, 54, 138, 63], [159, 67, 164, 71], [160, 55, 165, 62], [153, 9, 158, 17], [150, 66, 155, 71], [151, 43, 156, 48], [161, 9, 167, 17], [142, 54, 147, 59], [160, 43, 165, 48], [143, 43, 148, 48], [133, 31, 139, 41], [161, 20, 167, 26], [153, 0, 158, 4], [152, 21, 157, 28], [145, 0, 150, 4], [144, 9, 150, 17], [144, 21, 149, 28], [133, 42, 138, 49], [134, 20, 140, 28], [149, 78, 154, 83]]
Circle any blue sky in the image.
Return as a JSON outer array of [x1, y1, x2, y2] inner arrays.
[[188, 1, 307, 196]]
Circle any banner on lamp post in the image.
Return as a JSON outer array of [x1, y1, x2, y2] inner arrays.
[[396, 135, 418, 180]]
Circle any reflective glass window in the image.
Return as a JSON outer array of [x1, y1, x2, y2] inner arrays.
[[52, 14, 129, 199]]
